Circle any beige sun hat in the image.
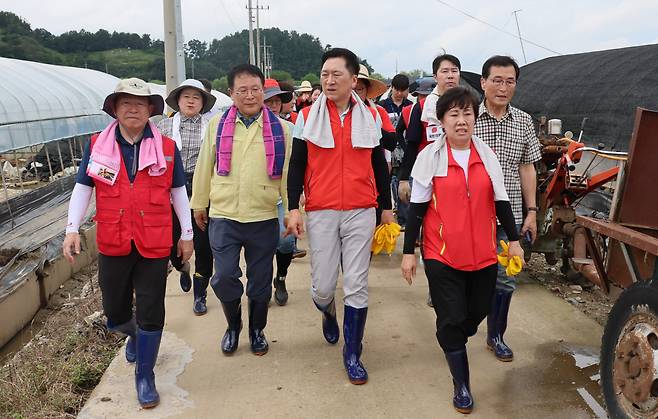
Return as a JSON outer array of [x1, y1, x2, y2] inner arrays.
[[357, 65, 388, 99], [165, 79, 217, 114], [102, 77, 165, 118], [295, 80, 313, 93]]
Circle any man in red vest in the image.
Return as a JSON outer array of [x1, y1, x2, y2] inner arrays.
[[286, 48, 393, 385], [63, 78, 193, 409]]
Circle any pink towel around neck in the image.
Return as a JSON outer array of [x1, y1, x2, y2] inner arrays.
[[88, 120, 167, 186], [215, 105, 285, 179]]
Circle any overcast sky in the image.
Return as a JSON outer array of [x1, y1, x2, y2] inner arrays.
[[3, 0, 658, 77]]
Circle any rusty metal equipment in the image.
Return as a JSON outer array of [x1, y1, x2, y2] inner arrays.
[[531, 116, 623, 288], [570, 108, 658, 418]]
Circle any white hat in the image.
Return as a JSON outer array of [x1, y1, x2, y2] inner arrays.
[[165, 79, 217, 114], [102, 77, 165, 118]]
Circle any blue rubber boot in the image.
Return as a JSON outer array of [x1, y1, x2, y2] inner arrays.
[[314, 299, 339, 344], [486, 289, 514, 362], [135, 328, 162, 409], [342, 305, 368, 385], [444, 349, 474, 414], [107, 318, 136, 363]]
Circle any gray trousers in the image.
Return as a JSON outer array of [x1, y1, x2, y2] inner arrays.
[[306, 208, 376, 309], [208, 217, 279, 303]]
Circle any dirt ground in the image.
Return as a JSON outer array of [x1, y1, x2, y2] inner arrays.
[[0, 261, 123, 419], [524, 254, 614, 327]]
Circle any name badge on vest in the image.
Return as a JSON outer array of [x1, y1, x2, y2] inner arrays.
[[87, 158, 119, 186], [426, 125, 443, 142]]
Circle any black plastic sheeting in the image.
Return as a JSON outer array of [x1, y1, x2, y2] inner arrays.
[[512, 43, 658, 151], [0, 175, 93, 301]]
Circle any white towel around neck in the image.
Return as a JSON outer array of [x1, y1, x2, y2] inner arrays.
[[420, 85, 441, 126], [410, 133, 509, 201], [301, 91, 380, 149], [171, 112, 208, 151]]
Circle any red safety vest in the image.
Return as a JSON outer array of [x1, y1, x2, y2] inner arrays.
[[401, 103, 414, 129], [402, 98, 432, 151], [91, 134, 176, 258], [301, 100, 379, 212], [423, 143, 498, 271]]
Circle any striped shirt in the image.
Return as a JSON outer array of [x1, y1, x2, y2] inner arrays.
[[474, 102, 541, 224], [156, 114, 206, 174]]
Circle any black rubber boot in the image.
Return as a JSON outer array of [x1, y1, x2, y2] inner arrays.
[[248, 299, 269, 355], [273, 276, 289, 306], [179, 261, 191, 292], [220, 300, 242, 355], [486, 289, 514, 362], [192, 274, 209, 315], [444, 348, 474, 414]]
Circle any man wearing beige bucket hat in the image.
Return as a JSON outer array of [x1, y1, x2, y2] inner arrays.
[[157, 79, 216, 316], [63, 77, 193, 409]]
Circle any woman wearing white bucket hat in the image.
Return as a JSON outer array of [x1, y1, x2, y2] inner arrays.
[[157, 79, 216, 316]]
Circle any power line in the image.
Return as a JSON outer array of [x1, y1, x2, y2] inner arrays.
[[434, 0, 562, 56], [218, 0, 239, 32]]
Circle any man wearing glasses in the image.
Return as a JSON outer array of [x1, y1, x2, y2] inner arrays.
[[475, 55, 541, 363], [191, 64, 291, 357]]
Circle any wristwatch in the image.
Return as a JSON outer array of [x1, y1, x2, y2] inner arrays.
[[527, 206, 539, 212]]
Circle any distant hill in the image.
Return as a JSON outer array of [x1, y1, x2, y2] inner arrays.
[[0, 11, 351, 88]]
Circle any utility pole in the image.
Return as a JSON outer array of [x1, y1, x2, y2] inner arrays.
[[255, 0, 269, 70], [163, 0, 186, 95], [513, 9, 527, 64], [246, 0, 256, 65], [262, 41, 268, 78]]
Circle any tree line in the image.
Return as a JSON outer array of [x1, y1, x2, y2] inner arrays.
[[0, 11, 384, 91]]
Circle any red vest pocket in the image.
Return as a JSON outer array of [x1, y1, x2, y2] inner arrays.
[[94, 209, 123, 247], [137, 210, 173, 249]]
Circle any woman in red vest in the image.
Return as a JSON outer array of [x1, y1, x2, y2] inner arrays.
[[400, 87, 523, 414]]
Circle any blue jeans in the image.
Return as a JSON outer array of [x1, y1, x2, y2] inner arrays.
[[277, 201, 295, 254], [495, 224, 522, 292]]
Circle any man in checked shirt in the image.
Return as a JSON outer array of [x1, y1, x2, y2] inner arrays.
[[157, 79, 217, 316], [475, 55, 541, 363]]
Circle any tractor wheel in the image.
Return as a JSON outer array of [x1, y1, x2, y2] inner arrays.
[[601, 280, 658, 418]]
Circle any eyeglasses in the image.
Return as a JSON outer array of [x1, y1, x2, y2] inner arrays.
[[489, 78, 517, 87], [232, 87, 263, 97]]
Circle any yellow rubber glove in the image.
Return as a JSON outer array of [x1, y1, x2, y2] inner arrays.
[[372, 223, 401, 255], [497, 240, 523, 276]]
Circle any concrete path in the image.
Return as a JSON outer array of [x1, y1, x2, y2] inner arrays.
[[79, 239, 606, 419]]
